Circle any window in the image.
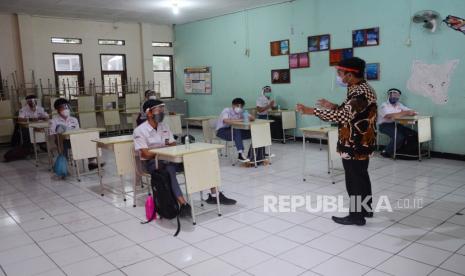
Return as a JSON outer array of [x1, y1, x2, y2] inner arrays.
[[100, 54, 127, 97], [152, 42, 172, 47], [153, 55, 174, 98], [53, 53, 84, 99], [51, 37, 82, 44], [98, 39, 125, 46]]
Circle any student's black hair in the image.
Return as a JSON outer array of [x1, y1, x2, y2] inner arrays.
[[25, 94, 37, 100], [54, 98, 69, 110], [144, 90, 155, 97], [232, 98, 245, 106]]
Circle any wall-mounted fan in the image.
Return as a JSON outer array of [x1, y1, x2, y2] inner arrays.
[[412, 10, 441, 33]]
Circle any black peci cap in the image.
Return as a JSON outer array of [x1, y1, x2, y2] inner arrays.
[[336, 57, 366, 77], [54, 98, 69, 110], [387, 88, 402, 95], [143, 99, 165, 112]]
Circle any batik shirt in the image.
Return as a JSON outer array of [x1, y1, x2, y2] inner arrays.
[[314, 80, 377, 160]]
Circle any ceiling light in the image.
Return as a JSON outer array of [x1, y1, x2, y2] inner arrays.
[[172, 1, 179, 14]]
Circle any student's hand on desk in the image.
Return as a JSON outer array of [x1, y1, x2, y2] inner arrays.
[[406, 110, 417, 116]]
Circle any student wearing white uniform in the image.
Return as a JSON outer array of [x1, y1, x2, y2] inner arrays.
[[136, 90, 157, 126], [49, 98, 101, 170], [256, 86, 275, 119], [378, 88, 417, 157], [216, 98, 255, 162], [18, 95, 49, 122], [134, 100, 236, 217]]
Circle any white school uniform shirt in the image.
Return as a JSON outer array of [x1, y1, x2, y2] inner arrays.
[[48, 115, 80, 135], [216, 107, 243, 130], [18, 105, 48, 120], [377, 101, 411, 125], [256, 95, 272, 115], [133, 121, 175, 160]]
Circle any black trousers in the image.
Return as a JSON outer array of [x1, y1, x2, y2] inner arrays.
[[342, 159, 372, 219]]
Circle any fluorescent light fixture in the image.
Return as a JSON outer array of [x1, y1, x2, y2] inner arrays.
[[172, 0, 179, 14]]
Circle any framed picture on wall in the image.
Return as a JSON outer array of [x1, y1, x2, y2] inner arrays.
[[308, 34, 331, 52], [329, 48, 354, 66], [271, 69, 291, 84], [289, 52, 310, 69], [352, 27, 380, 47], [365, 63, 380, 80], [270, 40, 290, 56]]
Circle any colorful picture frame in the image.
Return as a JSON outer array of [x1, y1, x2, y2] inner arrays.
[[329, 48, 354, 66], [443, 15, 465, 35], [271, 69, 291, 84], [352, 27, 380, 47], [289, 52, 310, 69], [270, 40, 290, 56], [365, 63, 380, 80], [308, 34, 331, 52]]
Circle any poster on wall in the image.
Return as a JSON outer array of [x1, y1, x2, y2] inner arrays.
[[289, 52, 310, 69], [406, 60, 459, 105], [308, 34, 330, 52], [352, 27, 380, 47], [271, 69, 291, 84], [329, 48, 354, 66], [270, 40, 290, 56], [184, 67, 212, 94], [443, 15, 465, 35], [365, 63, 380, 81]]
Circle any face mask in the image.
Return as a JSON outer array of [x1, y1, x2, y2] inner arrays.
[[152, 112, 165, 123], [389, 97, 399, 104], [60, 109, 70, 118], [148, 95, 157, 100], [336, 75, 348, 87], [233, 107, 243, 114]]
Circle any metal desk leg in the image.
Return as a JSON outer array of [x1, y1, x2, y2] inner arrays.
[[253, 146, 258, 168], [216, 190, 221, 217], [393, 122, 397, 159], [121, 175, 126, 201], [231, 126, 235, 166], [319, 139, 322, 151], [282, 129, 286, 144], [33, 129, 38, 167], [97, 144, 104, 196], [75, 160, 81, 182], [303, 134, 307, 181]]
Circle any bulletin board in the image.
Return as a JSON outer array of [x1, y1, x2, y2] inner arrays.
[[184, 67, 212, 94]]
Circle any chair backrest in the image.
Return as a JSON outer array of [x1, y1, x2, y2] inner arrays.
[[77, 96, 97, 128], [165, 115, 182, 136], [113, 142, 135, 176], [202, 118, 217, 143]]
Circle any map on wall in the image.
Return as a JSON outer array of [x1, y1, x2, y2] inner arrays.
[[407, 60, 459, 105], [184, 67, 212, 94]]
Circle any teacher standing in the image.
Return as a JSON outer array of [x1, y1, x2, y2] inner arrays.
[[296, 57, 377, 226]]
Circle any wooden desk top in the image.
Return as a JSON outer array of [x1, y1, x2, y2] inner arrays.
[[184, 115, 217, 122], [149, 142, 224, 157], [300, 125, 337, 134], [28, 122, 50, 129], [229, 119, 274, 127], [92, 135, 133, 145], [62, 128, 106, 136]]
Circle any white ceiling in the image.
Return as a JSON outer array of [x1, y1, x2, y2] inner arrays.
[[0, 0, 290, 25]]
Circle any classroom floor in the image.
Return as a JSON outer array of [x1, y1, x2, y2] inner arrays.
[[1, 130, 465, 276]]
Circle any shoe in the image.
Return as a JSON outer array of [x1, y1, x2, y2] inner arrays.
[[363, 212, 374, 218], [88, 162, 105, 171], [380, 151, 392, 158], [205, 192, 237, 205], [237, 153, 250, 163], [179, 203, 192, 218], [332, 215, 366, 226]]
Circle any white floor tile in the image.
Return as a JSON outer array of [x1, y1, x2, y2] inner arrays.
[[48, 244, 98, 267], [2, 255, 57, 276], [416, 231, 465, 252], [62, 256, 116, 276], [339, 244, 393, 268], [312, 256, 371, 276], [253, 217, 294, 234], [203, 217, 245, 234], [75, 225, 118, 243], [0, 243, 44, 265], [194, 235, 242, 256], [250, 235, 299, 256], [362, 233, 412, 254], [89, 234, 136, 254], [28, 225, 71, 242], [121, 257, 177, 276], [141, 235, 189, 255], [277, 225, 323, 244], [219, 246, 272, 269], [440, 254, 465, 275], [398, 242, 453, 266], [377, 255, 435, 276], [183, 258, 241, 276], [104, 245, 154, 268], [429, 268, 464, 276], [247, 258, 305, 276], [38, 234, 84, 254], [225, 226, 270, 244], [306, 234, 356, 255], [280, 245, 332, 269], [161, 246, 212, 269]]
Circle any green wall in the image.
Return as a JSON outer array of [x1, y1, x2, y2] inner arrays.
[[174, 0, 465, 154]]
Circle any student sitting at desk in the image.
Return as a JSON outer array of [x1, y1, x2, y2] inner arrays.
[[49, 98, 101, 170], [378, 88, 417, 158], [216, 98, 255, 163], [256, 86, 275, 119], [134, 99, 236, 218], [136, 90, 157, 126], [11, 95, 49, 147]]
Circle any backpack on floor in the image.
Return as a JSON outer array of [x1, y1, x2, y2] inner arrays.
[[396, 132, 419, 160], [3, 146, 30, 162], [180, 134, 195, 144], [247, 145, 266, 165], [141, 169, 181, 236]]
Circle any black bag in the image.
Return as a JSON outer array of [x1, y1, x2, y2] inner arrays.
[[4, 147, 30, 162], [180, 134, 195, 144], [396, 132, 419, 160], [141, 169, 181, 236], [247, 145, 266, 165]]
